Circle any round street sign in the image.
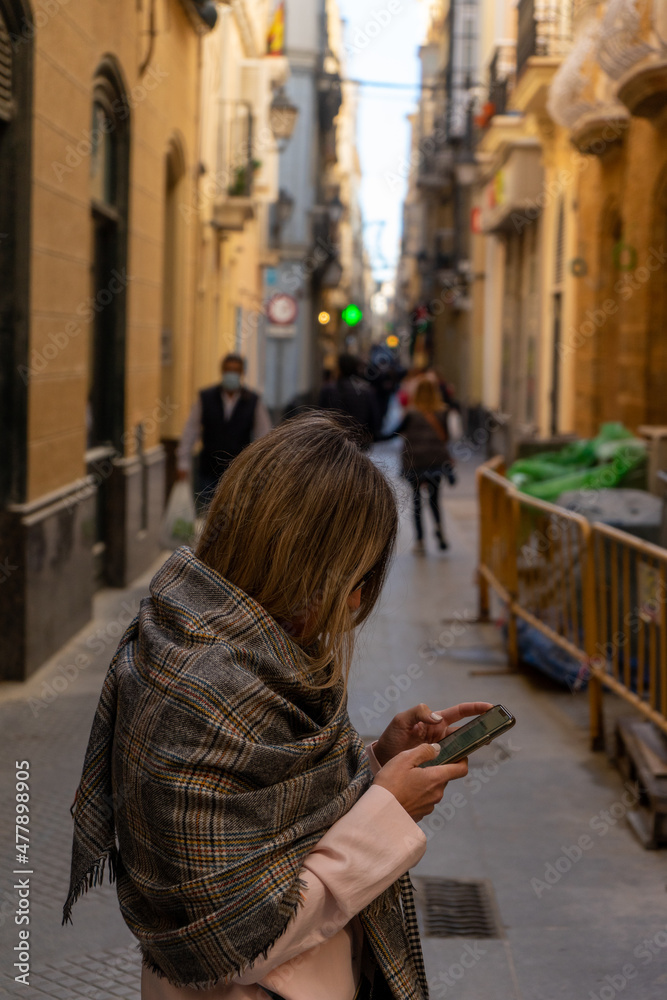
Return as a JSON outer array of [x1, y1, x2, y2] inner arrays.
[[267, 293, 298, 325]]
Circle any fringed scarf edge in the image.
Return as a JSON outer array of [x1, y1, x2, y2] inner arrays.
[[137, 874, 311, 990], [62, 846, 119, 925]]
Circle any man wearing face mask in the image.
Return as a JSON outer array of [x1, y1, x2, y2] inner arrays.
[[177, 354, 272, 507]]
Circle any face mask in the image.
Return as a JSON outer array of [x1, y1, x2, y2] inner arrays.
[[221, 372, 242, 392]]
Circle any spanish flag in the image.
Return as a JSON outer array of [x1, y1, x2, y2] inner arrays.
[[267, 1, 285, 56]]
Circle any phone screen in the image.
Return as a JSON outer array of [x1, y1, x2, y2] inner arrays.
[[422, 704, 515, 767]]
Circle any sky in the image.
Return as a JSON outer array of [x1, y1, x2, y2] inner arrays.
[[335, 0, 430, 282]]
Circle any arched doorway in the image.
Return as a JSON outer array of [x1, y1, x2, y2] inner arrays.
[[647, 168, 667, 424], [595, 197, 622, 427], [88, 57, 130, 451], [160, 134, 188, 496], [0, 0, 32, 505], [87, 57, 130, 582]]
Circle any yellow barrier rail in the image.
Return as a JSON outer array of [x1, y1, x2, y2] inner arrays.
[[477, 460, 667, 747], [590, 524, 667, 738]]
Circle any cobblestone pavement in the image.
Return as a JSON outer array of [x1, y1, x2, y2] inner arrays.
[[0, 577, 150, 998], [1, 441, 667, 999]]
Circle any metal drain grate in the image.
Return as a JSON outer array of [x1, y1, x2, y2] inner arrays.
[[412, 877, 503, 938]]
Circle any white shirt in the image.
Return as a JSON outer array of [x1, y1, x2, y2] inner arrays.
[[177, 389, 273, 473]]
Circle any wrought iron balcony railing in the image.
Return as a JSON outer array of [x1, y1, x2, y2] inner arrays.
[[488, 43, 517, 117], [516, 0, 573, 79]]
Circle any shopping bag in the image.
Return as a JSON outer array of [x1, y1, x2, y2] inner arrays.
[[447, 408, 464, 443], [160, 481, 196, 549]]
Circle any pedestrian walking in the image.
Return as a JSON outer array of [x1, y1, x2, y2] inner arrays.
[[318, 353, 382, 446], [396, 377, 455, 554], [63, 412, 488, 1000], [176, 353, 272, 509], [365, 345, 406, 430]]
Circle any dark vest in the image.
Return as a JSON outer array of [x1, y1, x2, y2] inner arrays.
[[199, 385, 258, 480]]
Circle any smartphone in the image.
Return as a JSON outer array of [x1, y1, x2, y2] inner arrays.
[[418, 704, 516, 768]]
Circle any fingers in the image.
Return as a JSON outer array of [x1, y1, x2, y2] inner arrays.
[[431, 702, 494, 726], [433, 757, 469, 782], [401, 742, 442, 767], [403, 703, 444, 727]]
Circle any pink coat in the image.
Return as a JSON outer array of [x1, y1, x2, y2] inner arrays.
[[141, 744, 427, 1000]]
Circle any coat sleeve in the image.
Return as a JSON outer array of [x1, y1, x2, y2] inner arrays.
[[232, 748, 426, 985]]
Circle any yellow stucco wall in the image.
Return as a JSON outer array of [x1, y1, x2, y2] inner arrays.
[[27, 0, 199, 500], [573, 119, 667, 436]]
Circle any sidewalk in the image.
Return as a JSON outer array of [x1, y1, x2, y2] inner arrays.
[[1, 440, 666, 999]]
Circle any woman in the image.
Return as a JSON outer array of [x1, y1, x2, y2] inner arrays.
[[63, 413, 489, 1000], [397, 378, 454, 554]]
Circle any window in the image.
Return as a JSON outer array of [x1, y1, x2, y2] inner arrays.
[[87, 62, 130, 451], [0, 1, 32, 506]]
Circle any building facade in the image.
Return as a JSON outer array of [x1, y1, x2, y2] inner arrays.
[[472, 0, 667, 449], [548, 0, 667, 436], [0, 0, 211, 680], [395, 0, 480, 403], [0, 0, 293, 681], [161, 1, 289, 478], [398, 0, 667, 454], [262, 0, 368, 417]]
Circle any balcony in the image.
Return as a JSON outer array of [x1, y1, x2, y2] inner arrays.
[[517, 0, 571, 76], [476, 43, 517, 129], [592, 0, 667, 122], [480, 145, 544, 234], [513, 0, 572, 114], [211, 102, 256, 234]]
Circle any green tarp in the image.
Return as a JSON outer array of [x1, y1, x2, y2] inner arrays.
[[507, 423, 647, 502]]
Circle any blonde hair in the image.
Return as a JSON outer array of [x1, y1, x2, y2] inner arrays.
[[413, 376, 446, 413], [196, 413, 398, 690]]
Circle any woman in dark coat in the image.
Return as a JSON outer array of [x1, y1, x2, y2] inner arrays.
[[397, 377, 454, 554]]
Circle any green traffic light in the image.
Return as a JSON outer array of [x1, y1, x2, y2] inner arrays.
[[341, 303, 363, 326]]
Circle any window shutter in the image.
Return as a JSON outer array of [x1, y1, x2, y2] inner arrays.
[[0, 14, 12, 122]]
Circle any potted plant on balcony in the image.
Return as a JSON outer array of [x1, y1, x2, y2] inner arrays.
[[228, 160, 262, 197]]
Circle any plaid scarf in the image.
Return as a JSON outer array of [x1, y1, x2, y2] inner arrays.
[[63, 547, 428, 999]]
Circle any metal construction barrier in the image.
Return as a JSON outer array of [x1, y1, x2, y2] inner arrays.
[[477, 460, 667, 747], [590, 525, 667, 737]]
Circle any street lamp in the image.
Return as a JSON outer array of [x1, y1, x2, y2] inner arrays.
[[269, 84, 299, 150], [195, 1, 218, 28]]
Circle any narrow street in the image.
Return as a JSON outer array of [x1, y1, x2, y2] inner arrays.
[[1, 442, 665, 999]]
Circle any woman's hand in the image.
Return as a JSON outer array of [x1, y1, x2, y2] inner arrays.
[[373, 743, 469, 822], [373, 701, 494, 767]]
